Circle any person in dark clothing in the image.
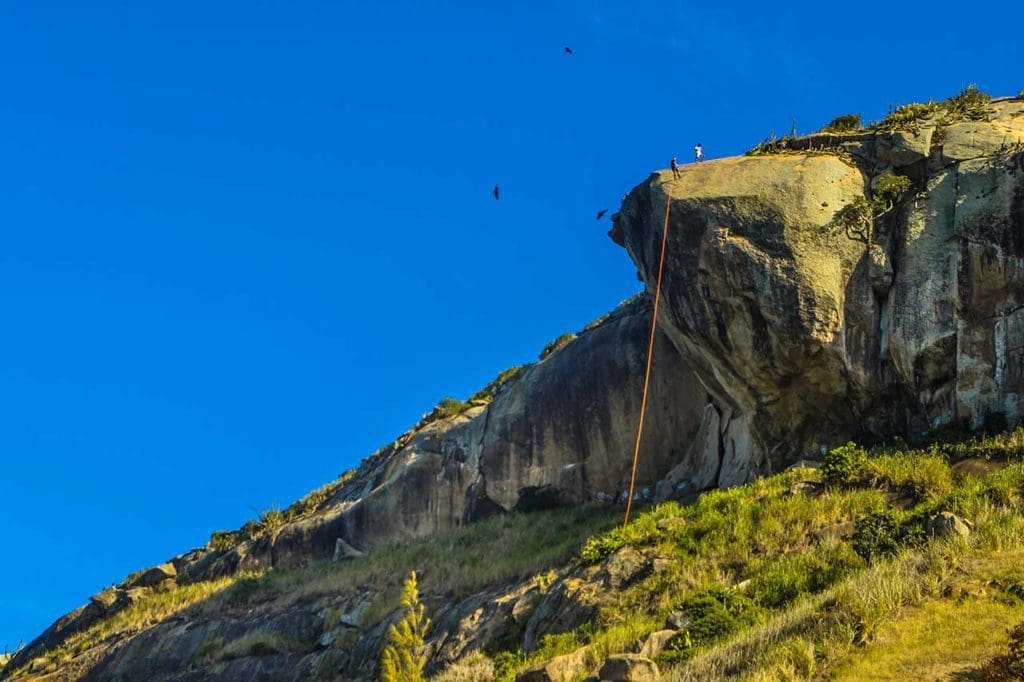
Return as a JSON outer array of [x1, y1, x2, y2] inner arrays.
[[671, 155, 680, 179]]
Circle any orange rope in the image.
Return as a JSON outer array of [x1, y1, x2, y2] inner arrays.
[[623, 185, 673, 527]]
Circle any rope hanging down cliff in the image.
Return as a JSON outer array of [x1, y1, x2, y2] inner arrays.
[[623, 185, 673, 527]]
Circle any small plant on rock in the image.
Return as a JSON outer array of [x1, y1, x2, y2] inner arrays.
[[539, 333, 577, 360], [435, 397, 471, 419], [945, 84, 992, 121], [879, 101, 940, 129], [820, 113, 862, 133], [828, 172, 911, 245], [207, 530, 241, 553]]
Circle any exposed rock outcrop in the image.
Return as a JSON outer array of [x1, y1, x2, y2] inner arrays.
[[615, 97, 1024, 470]]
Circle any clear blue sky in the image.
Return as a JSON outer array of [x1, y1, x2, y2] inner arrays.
[[1, 0, 1021, 650]]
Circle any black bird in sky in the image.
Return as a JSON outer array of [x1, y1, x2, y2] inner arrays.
[[564, 46, 573, 55], [595, 209, 608, 220], [493, 184, 500, 201]]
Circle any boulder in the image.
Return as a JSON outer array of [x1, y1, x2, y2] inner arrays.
[[665, 610, 690, 631], [638, 630, 677, 659], [926, 512, 972, 538], [516, 646, 593, 682], [132, 562, 177, 588], [889, 127, 933, 167], [333, 538, 366, 561], [599, 547, 650, 590], [89, 588, 120, 612], [598, 654, 659, 682]]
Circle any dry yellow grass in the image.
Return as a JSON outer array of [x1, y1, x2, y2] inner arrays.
[[833, 598, 1024, 680]]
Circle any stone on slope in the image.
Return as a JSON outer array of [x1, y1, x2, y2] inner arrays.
[[598, 653, 660, 682]]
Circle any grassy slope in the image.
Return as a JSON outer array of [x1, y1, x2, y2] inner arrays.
[[511, 428, 1024, 681], [11, 429, 1024, 680]]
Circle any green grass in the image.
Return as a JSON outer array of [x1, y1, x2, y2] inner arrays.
[[216, 504, 621, 630], [833, 586, 1024, 680], [17, 425, 1024, 681], [520, 428, 1024, 680]]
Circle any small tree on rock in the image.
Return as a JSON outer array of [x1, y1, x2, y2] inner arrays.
[[380, 571, 430, 682], [829, 172, 912, 246]]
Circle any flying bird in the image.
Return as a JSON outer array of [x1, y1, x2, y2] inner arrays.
[[564, 46, 573, 55], [493, 184, 500, 201], [595, 209, 608, 220]]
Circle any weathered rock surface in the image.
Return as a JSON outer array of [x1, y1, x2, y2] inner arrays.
[[167, 294, 722, 582], [926, 511, 973, 538], [598, 653, 660, 682], [516, 645, 594, 682], [615, 98, 1024, 470]]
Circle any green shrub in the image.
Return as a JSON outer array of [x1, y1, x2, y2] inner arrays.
[[750, 545, 863, 609], [823, 443, 868, 486], [207, 530, 241, 553], [256, 507, 286, 538], [879, 101, 940, 129], [435, 397, 471, 419], [852, 510, 902, 562], [829, 197, 874, 244], [873, 172, 913, 209], [381, 571, 430, 682], [945, 84, 992, 121], [865, 451, 953, 500], [828, 171, 912, 247], [820, 113, 862, 133], [657, 587, 762, 663], [539, 333, 576, 360], [490, 651, 523, 682]]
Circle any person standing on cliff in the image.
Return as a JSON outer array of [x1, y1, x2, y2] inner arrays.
[[694, 143, 705, 162], [671, 155, 680, 179]]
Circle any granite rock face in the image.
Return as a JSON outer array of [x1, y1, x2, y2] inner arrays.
[[614, 97, 1024, 470]]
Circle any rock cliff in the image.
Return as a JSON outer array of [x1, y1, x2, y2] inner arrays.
[[614, 96, 1024, 473]]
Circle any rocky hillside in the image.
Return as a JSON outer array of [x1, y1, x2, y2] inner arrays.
[[4, 87, 1024, 681]]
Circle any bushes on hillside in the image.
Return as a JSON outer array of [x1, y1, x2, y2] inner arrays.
[[822, 443, 868, 486], [207, 530, 241, 553], [820, 113, 862, 133], [945, 84, 992, 121], [851, 510, 903, 562], [657, 587, 762, 664], [435, 397, 471, 419], [879, 101, 940, 129]]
